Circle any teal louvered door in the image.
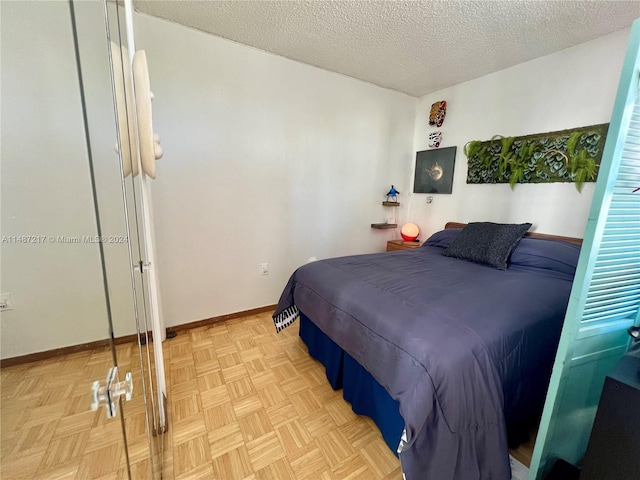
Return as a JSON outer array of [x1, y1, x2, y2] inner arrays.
[[529, 20, 640, 479]]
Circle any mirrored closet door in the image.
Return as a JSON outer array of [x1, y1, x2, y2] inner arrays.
[[1, 0, 166, 477]]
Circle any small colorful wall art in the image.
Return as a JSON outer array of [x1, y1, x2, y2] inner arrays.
[[428, 101, 447, 127], [413, 146, 457, 194], [428, 131, 443, 148], [465, 124, 608, 191]]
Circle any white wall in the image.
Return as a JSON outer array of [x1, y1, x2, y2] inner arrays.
[[1, 1, 136, 359], [3, 6, 625, 353], [134, 14, 417, 327], [408, 29, 630, 239]]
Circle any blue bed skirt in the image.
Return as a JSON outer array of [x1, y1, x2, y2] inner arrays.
[[299, 312, 404, 454]]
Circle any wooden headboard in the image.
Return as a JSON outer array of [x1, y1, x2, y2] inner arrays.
[[444, 222, 583, 246]]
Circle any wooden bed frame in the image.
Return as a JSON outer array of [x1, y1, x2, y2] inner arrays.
[[445, 222, 583, 246]]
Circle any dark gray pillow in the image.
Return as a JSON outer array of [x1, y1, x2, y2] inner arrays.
[[443, 222, 532, 270]]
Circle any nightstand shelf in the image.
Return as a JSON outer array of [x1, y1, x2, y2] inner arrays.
[[386, 239, 423, 251], [382, 201, 400, 207], [371, 223, 397, 229]]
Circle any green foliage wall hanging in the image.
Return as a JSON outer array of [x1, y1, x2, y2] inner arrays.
[[465, 124, 608, 191]]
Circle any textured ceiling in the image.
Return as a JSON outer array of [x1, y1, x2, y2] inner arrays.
[[134, 1, 640, 97]]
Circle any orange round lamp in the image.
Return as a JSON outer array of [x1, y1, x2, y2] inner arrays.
[[401, 223, 420, 241]]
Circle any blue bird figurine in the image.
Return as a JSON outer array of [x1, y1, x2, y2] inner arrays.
[[386, 185, 400, 202]]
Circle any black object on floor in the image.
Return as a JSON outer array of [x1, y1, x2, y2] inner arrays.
[[544, 459, 580, 480], [580, 347, 640, 480]]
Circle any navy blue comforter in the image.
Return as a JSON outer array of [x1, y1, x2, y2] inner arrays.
[[273, 230, 579, 479]]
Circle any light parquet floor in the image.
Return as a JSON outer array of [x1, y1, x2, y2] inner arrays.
[[162, 312, 403, 480], [2, 311, 533, 479], [0, 340, 153, 479], [1, 311, 403, 479]]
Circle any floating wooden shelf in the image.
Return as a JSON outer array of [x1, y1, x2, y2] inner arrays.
[[371, 223, 397, 229], [382, 201, 400, 207]]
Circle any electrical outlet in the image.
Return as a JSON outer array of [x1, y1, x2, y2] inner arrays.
[[0, 293, 14, 311], [260, 263, 269, 275]]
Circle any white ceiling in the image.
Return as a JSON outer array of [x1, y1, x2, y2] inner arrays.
[[134, 1, 640, 97]]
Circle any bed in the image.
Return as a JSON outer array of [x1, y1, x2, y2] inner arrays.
[[273, 222, 581, 479]]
